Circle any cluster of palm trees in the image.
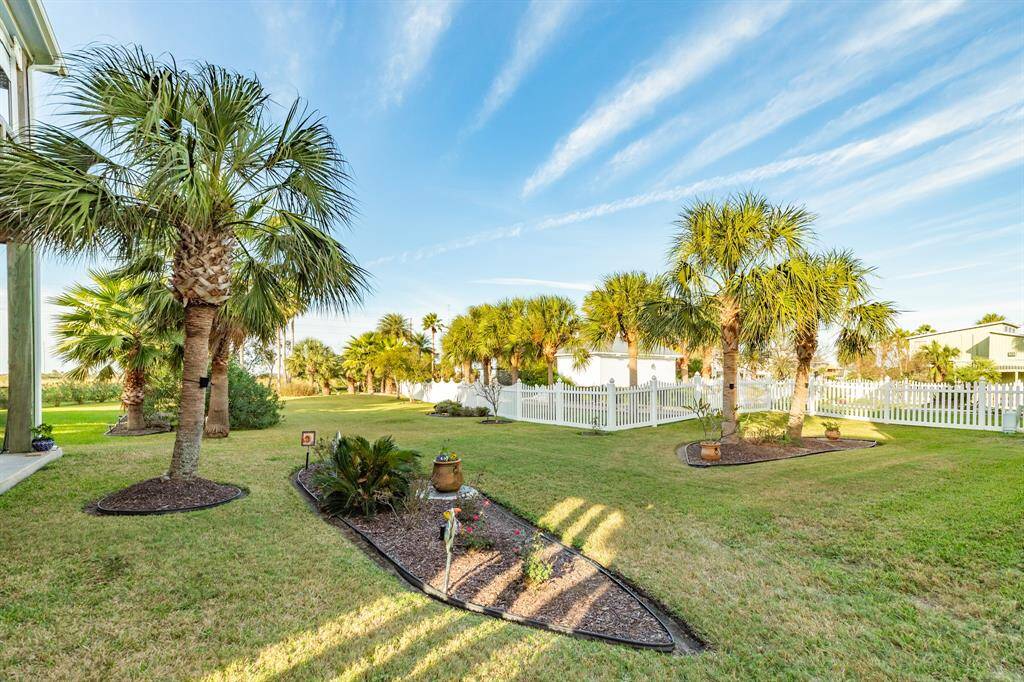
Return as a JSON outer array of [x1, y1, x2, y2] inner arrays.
[[0, 46, 366, 484]]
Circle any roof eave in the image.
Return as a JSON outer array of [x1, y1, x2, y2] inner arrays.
[[1, 0, 64, 72]]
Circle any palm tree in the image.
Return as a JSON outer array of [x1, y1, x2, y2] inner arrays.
[[470, 304, 501, 384], [343, 332, 383, 393], [0, 46, 365, 482], [493, 298, 532, 383], [582, 272, 664, 386], [642, 277, 719, 382], [287, 339, 342, 394], [751, 250, 897, 439], [667, 192, 813, 443], [919, 341, 959, 382], [976, 312, 1006, 324], [52, 271, 179, 431], [377, 313, 414, 342], [523, 295, 586, 386], [442, 315, 478, 382], [421, 312, 442, 378]]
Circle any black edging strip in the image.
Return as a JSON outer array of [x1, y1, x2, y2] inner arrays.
[[293, 471, 699, 654], [94, 484, 246, 516], [679, 438, 878, 468]]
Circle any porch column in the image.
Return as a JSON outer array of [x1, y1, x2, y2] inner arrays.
[[5, 241, 39, 453]]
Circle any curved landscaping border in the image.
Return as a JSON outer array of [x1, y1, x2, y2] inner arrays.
[[425, 412, 480, 418], [95, 484, 245, 516], [679, 438, 877, 468], [293, 471, 701, 654]]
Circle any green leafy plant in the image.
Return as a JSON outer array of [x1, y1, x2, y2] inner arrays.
[[31, 423, 54, 441], [821, 419, 840, 432], [520, 532, 555, 587], [224, 362, 283, 430], [313, 434, 421, 516], [688, 397, 722, 444], [435, 442, 461, 463], [433, 400, 462, 415]]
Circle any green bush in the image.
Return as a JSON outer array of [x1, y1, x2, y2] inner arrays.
[[313, 434, 421, 516], [433, 400, 462, 415], [227, 362, 283, 430], [42, 381, 121, 407]]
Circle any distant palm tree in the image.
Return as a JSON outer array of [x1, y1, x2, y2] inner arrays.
[[976, 312, 1007, 325], [642, 276, 719, 382], [378, 313, 414, 342], [493, 298, 532, 383], [524, 295, 586, 386], [343, 332, 383, 393], [52, 271, 180, 431], [421, 312, 442, 377], [442, 315, 478, 382], [287, 339, 342, 395], [750, 250, 897, 438], [0, 46, 366, 482], [919, 341, 960, 383], [583, 272, 664, 386], [668, 192, 813, 443]]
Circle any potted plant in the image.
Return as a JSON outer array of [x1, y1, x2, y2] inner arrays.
[[31, 423, 55, 452], [689, 397, 722, 461], [822, 419, 841, 441], [431, 446, 463, 493]]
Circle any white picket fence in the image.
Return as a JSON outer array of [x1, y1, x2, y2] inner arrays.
[[399, 377, 1024, 433]]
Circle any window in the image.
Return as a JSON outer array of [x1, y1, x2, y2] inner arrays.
[[0, 39, 11, 129]]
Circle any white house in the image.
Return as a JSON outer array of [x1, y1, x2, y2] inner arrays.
[[908, 320, 1024, 381], [556, 339, 681, 386]]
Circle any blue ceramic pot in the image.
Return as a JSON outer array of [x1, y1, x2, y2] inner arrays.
[[31, 438, 55, 452]]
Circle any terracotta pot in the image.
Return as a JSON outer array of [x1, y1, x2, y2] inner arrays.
[[700, 441, 721, 462], [825, 429, 841, 441], [431, 459, 463, 493]]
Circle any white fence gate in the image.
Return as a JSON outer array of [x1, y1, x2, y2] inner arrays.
[[398, 377, 1024, 433]]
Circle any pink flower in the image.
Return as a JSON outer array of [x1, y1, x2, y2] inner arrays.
[[513, 529, 521, 536], [483, 500, 490, 507], [467, 526, 474, 533], [472, 514, 479, 521]]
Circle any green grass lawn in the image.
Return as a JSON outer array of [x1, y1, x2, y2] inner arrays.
[[2, 396, 1021, 680]]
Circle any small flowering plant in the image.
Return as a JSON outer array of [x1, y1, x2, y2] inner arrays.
[[435, 443, 461, 463]]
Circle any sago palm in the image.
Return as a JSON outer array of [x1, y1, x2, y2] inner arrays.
[[0, 46, 365, 481], [523, 295, 586, 386], [583, 272, 664, 386], [668, 192, 813, 443], [52, 271, 180, 431]]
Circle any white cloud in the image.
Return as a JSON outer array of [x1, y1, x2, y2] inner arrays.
[[839, 0, 964, 57], [796, 29, 1020, 151], [471, 277, 593, 291], [890, 263, 987, 281], [600, 112, 694, 182], [663, 0, 968, 182], [520, 1, 790, 196], [380, 0, 459, 108], [469, 0, 579, 133]]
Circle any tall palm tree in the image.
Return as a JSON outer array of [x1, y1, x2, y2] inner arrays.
[[342, 332, 383, 393], [524, 295, 586, 386], [750, 250, 897, 438], [493, 298, 532, 383], [421, 312, 442, 378], [667, 192, 813, 443], [442, 315, 478, 382], [52, 271, 179, 431], [377, 313, 414, 342], [470, 304, 500, 384], [287, 339, 342, 394], [919, 341, 959, 383], [642, 277, 719, 382], [583, 272, 664, 386], [0, 46, 365, 482]]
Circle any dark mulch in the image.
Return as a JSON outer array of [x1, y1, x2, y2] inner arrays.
[[105, 426, 173, 437], [681, 437, 876, 467], [479, 419, 513, 424], [96, 476, 242, 514], [425, 412, 479, 418], [296, 467, 675, 648]]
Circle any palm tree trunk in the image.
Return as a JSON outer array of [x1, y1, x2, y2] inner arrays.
[[365, 369, 374, 393], [123, 368, 146, 431], [628, 340, 639, 386], [204, 336, 231, 438], [701, 346, 713, 378], [720, 303, 741, 445], [546, 356, 555, 386], [510, 352, 521, 383], [462, 361, 472, 382], [346, 377, 356, 394], [482, 357, 491, 384], [787, 331, 818, 440], [169, 304, 217, 479], [430, 330, 437, 379], [678, 348, 690, 381]]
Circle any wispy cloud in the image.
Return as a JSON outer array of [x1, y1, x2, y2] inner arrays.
[[890, 263, 987, 280], [599, 112, 694, 183], [468, 0, 579, 133], [796, 28, 1020, 152], [471, 277, 593, 291], [520, 1, 790, 196], [662, 0, 967, 182], [380, 0, 459, 109]]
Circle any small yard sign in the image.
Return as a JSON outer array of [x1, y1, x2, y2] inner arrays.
[[301, 431, 316, 470]]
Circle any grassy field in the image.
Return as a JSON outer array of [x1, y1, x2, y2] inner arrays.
[[1, 396, 1021, 680]]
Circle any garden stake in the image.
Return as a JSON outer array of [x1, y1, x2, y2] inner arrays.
[[442, 506, 461, 595]]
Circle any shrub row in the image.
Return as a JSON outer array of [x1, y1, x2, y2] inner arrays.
[[432, 400, 490, 417]]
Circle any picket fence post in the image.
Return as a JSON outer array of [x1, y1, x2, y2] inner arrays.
[[884, 378, 893, 423], [555, 380, 565, 425], [649, 377, 658, 427], [976, 378, 987, 428], [606, 379, 617, 431], [808, 376, 817, 416], [513, 380, 522, 420]]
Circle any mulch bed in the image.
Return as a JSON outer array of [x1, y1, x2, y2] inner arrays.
[[680, 437, 876, 467], [425, 412, 480, 418], [105, 426, 173, 437], [296, 466, 685, 651], [96, 476, 243, 515], [478, 419, 513, 424]]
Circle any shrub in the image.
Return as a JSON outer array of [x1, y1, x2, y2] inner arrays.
[[821, 419, 840, 432], [433, 400, 461, 415], [313, 434, 421, 516], [42, 381, 121, 407], [277, 379, 320, 397], [226, 362, 283, 430], [520, 532, 555, 587], [472, 406, 490, 417]]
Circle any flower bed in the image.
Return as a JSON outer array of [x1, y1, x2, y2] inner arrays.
[[680, 437, 876, 467], [296, 466, 693, 652]]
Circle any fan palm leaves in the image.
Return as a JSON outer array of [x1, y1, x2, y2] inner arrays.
[[918, 341, 960, 383], [582, 272, 664, 386], [523, 295, 586, 386], [422, 312, 442, 378], [668, 192, 814, 443], [377, 313, 414, 342], [0, 46, 366, 479], [52, 271, 181, 431], [442, 314, 479, 382], [342, 332, 383, 393], [287, 339, 342, 394]]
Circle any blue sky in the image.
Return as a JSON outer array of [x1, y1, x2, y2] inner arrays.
[[8, 0, 1024, 369]]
